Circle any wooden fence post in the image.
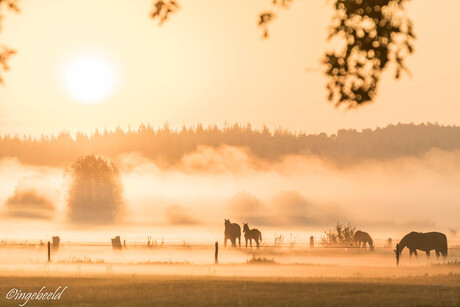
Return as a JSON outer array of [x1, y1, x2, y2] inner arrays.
[[47, 241, 51, 262], [215, 241, 218, 264]]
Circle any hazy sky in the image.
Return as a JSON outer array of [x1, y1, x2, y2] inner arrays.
[[0, 0, 459, 136]]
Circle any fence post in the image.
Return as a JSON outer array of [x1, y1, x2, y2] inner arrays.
[[215, 241, 218, 264], [310, 236, 314, 248], [47, 241, 51, 262]]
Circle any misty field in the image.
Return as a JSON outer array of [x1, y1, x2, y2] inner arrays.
[[0, 244, 459, 306]]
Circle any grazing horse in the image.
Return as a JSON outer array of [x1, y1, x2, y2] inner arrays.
[[224, 219, 241, 247], [243, 223, 262, 248], [354, 230, 374, 250], [395, 231, 448, 265]]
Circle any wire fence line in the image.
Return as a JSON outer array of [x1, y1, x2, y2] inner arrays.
[[1, 239, 459, 267], [1, 235, 460, 251], [2, 241, 460, 249]]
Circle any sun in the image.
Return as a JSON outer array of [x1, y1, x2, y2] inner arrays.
[[65, 56, 116, 103]]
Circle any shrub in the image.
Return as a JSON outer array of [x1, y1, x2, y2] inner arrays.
[[321, 222, 356, 247]]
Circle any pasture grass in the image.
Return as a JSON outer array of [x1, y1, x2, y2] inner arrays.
[[0, 274, 459, 306]]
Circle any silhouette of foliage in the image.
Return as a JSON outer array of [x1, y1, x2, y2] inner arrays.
[[258, 0, 293, 38], [150, 0, 415, 107], [0, 0, 19, 31], [258, 12, 275, 39], [151, 0, 179, 25], [325, 0, 415, 107], [321, 222, 356, 247], [66, 155, 124, 224], [0, 0, 19, 83]]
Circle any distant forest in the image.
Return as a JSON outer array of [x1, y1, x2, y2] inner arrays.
[[1, 122, 460, 167]]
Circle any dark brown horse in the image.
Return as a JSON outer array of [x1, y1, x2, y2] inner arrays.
[[243, 223, 262, 248], [395, 231, 447, 265], [354, 230, 374, 250], [224, 219, 241, 247]]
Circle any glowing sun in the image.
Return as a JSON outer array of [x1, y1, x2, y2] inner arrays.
[[65, 56, 116, 103]]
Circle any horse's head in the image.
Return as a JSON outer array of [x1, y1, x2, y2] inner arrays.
[[243, 223, 248, 232], [224, 219, 230, 227]]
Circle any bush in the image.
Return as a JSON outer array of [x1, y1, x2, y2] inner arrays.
[[321, 222, 356, 247]]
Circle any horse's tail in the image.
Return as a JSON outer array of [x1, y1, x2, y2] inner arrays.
[[259, 232, 262, 242], [443, 240, 448, 257]]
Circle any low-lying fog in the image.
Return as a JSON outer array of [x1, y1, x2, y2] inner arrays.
[[0, 146, 459, 245]]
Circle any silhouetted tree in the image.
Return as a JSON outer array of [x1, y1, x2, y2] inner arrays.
[[2, 122, 460, 168], [66, 155, 124, 224]]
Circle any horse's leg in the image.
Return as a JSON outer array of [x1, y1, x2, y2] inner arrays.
[[239, 236, 241, 248], [413, 250, 418, 259], [426, 250, 430, 260], [250, 239, 252, 248], [256, 238, 259, 249], [224, 236, 227, 247], [245, 237, 248, 248], [409, 250, 413, 258], [435, 250, 440, 260]]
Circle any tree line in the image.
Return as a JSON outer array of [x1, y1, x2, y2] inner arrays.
[[0, 122, 458, 167]]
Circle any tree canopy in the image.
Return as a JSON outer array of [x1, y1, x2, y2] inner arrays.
[[151, 0, 415, 108], [324, 0, 415, 107], [1, 122, 457, 168]]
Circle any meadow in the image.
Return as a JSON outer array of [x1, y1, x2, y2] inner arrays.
[[0, 243, 459, 306], [0, 271, 459, 306]]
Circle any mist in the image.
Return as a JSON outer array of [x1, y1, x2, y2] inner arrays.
[[0, 144, 458, 243]]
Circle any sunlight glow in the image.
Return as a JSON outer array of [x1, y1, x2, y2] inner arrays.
[[65, 56, 115, 103]]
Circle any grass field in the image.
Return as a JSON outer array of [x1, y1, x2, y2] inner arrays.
[[0, 245, 459, 306], [0, 272, 459, 306]]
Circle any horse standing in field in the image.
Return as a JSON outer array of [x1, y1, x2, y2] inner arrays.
[[395, 231, 448, 266], [354, 230, 374, 250], [224, 219, 241, 247], [243, 223, 262, 248]]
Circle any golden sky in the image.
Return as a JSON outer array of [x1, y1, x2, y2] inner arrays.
[[0, 0, 459, 136]]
